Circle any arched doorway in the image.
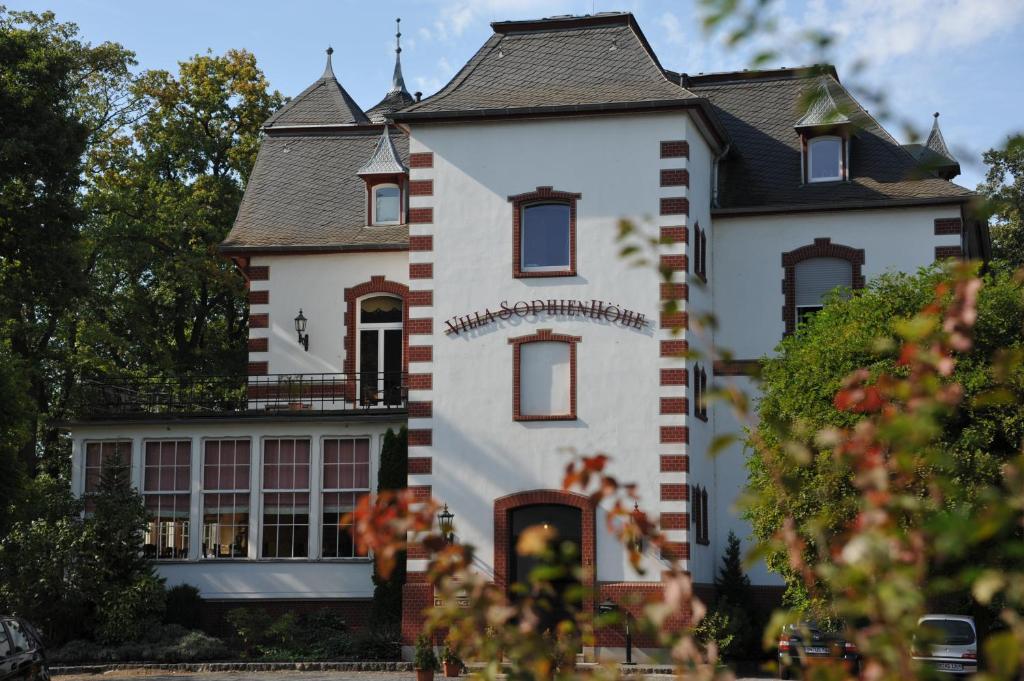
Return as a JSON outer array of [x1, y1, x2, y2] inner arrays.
[[509, 504, 583, 631], [357, 295, 404, 405]]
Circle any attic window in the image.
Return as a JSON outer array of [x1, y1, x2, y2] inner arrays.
[[807, 136, 844, 182], [373, 184, 401, 225]]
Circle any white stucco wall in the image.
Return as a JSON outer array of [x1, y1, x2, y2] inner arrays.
[[70, 418, 403, 599], [248, 252, 407, 375], [407, 111, 708, 585]]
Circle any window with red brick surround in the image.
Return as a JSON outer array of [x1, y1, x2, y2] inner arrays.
[[343, 277, 409, 400], [363, 175, 406, 226], [508, 186, 581, 278], [782, 238, 865, 335], [508, 329, 581, 421]]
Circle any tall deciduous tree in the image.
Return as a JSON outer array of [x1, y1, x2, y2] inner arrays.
[[979, 134, 1024, 271]]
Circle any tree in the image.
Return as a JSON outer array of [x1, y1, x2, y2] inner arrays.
[[745, 265, 1024, 610], [370, 427, 408, 629], [712, 531, 757, 660], [979, 135, 1024, 271]]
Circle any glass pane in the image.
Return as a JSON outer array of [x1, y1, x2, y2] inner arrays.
[[360, 296, 402, 323], [522, 203, 570, 270], [374, 186, 400, 223], [809, 138, 841, 180]]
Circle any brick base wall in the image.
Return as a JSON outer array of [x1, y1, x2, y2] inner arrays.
[[197, 598, 372, 639]]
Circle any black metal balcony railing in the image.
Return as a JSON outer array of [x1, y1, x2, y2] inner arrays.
[[74, 372, 408, 419]]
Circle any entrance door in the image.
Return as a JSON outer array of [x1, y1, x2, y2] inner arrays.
[[358, 296, 403, 405], [509, 504, 582, 632]]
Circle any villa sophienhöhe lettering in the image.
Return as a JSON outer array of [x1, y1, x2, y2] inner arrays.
[[443, 299, 649, 336]]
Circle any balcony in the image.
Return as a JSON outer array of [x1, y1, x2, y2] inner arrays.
[[73, 373, 408, 420]]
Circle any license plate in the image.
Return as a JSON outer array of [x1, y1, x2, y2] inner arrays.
[[805, 647, 829, 655], [936, 663, 964, 672]]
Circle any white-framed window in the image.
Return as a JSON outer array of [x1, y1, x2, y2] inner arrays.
[[261, 438, 310, 559], [795, 256, 854, 325], [202, 439, 251, 559], [372, 183, 401, 225], [358, 295, 404, 406], [807, 136, 844, 182], [521, 202, 571, 273], [84, 440, 132, 497], [142, 440, 191, 560], [321, 438, 371, 559]]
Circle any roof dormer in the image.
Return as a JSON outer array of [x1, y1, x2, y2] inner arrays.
[[795, 79, 852, 184], [358, 125, 408, 226]]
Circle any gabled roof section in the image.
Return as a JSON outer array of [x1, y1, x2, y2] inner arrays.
[[394, 12, 698, 120], [264, 48, 369, 129], [794, 78, 851, 130], [358, 125, 407, 175]]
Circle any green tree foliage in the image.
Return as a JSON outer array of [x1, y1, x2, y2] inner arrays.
[[746, 266, 1024, 610], [0, 342, 34, 532], [712, 531, 758, 659], [370, 427, 408, 628], [979, 134, 1024, 270]]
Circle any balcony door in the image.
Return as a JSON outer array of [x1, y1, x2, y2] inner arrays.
[[358, 295, 403, 405]]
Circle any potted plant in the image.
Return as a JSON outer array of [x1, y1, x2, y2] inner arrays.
[[414, 634, 439, 681], [441, 638, 463, 677]]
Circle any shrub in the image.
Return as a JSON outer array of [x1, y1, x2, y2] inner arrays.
[[226, 607, 354, 660], [693, 610, 735, 656], [226, 607, 272, 656], [353, 623, 402, 661], [96, 573, 167, 645], [164, 584, 203, 630], [50, 627, 230, 663], [414, 633, 438, 671]]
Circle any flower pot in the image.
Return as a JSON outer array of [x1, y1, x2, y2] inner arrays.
[[416, 669, 435, 681], [443, 661, 461, 677]]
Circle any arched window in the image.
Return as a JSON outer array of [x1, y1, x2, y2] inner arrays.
[[372, 184, 401, 225], [807, 136, 843, 182], [794, 257, 853, 325], [358, 295, 403, 405], [782, 238, 865, 334]]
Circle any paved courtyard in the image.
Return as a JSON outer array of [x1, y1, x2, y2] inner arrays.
[[55, 672, 771, 681]]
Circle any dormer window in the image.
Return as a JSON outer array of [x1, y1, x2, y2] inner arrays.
[[807, 136, 844, 182], [373, 184, 401, 225]]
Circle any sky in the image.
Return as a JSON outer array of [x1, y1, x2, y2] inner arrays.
[[24, 0, 1024, 190]]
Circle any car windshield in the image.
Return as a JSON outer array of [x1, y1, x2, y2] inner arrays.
[[918, 620, 976, 646]]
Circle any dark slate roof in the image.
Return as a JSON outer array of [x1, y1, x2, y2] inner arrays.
[[358, 125, 407, 175], [367, 88, 415, 123], [793, 78, 851, 130], [395, 13, 698, 119], [264, 50, 369, 129], [682, 69, 973, 213], [221, 127, 408, 252]]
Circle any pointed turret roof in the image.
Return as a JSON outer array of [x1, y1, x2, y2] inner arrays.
[[903, 113, 960, 180], [794, 78, 851, 130], [357, 125, 408, 175], [367, 18, 416, 123], [264, 47, 369, 128], [925, 112, 956, 163]]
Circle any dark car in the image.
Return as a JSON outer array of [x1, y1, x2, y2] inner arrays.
[[778, 621, 860, 679], [0, 617, 49, 681]]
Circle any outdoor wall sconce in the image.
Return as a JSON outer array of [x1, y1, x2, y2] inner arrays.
[[294, 309, 309, 351], [438, 503, 455, 544], [629, 502, 644, 553]]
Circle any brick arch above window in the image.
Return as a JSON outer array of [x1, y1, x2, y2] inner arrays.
[[781, 238, 865, 335], [493, 489, 596, 603], [508, 329, 581, 421], [343, 276, 410, 377], [508, 186, 582, 279]]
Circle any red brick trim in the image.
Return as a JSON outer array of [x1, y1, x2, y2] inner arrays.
[[364, 175, 407, 226], [660, 397, 688, 414], [409, 152, 433, 168], [408, 345, 433, 363], [408, 373, 432, 390], [660, 368, 688, 386], [660, 340, 689, 357], [409, 263, 433, 279], [406, 543, 429, 559], [343, 276, 410, 380], [713, 359, 759, 376], [407, 290, 433, 307], [247, 337, 268, 352], [660, 426, 689, 444], [662, 542, 689, 560], [408, 207, 433, 224], [409, 484, 432, 501], [493, 490, 596, 612], [660, 455, 688, 472], [248, 290, 269, 305], [408, 400, 432, 417], [660, 140, 689, 158], [247, 361, 268, 376], [409, 235, 433, 252], [660, 254, 688, 273], [508, 329, 581, 421], [660, 483, 688, 501], [408, 457, 432, 475], [595, 581, 690, 645], [249, 313, 269, 329], [401, 580, 433, 644], [660, 197, 689, 216], [660, 512, 689, 529], [509, 186, 581, 279], [408, 430, 432, 447], [660, 311, 688, 330], [246, 265, 269, 281], [782, 238, 865, 335], [407, 318, 432, 335], [409, 179, 433, 196], [661, 283, 688, 301], [934, 218, 962, 235], [935, 245, 963, 260], [660, 225, 688, 244], [660, 169, 689, 187]]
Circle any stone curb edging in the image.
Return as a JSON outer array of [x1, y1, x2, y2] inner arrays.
[[52, 661, 414, 676]]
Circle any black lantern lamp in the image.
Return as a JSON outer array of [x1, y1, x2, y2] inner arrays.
[[294, 309, 309, 351], [629, 501, 644, 553], [438, 503, 455, 544]]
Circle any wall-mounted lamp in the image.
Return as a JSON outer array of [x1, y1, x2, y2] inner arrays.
[[294, 309, 309, 351], [629, 502, 644, 553], [438, 503, 455, 544]]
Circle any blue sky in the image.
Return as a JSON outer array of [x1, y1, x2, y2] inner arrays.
[[28, 0, 1024, 190]]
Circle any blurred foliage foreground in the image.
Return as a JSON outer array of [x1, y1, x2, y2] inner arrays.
[[353, 261, 1024, 681]]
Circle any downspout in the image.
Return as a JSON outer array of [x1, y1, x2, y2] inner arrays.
[[711, 143, 731, 208]]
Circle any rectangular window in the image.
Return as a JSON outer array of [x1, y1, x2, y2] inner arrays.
[[261, 438, 310, 558], [84, 441, 132, 511], [520, 341, 572, 418], [321, 438, 371, 558], [693, 364, 708, 421], [521, 203, 571, 272], [202, 439, 251, 559], [694, 223, 708, 282], [142, 440, 191, 560]]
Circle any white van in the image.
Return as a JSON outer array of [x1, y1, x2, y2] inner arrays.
[[913, 615, 978, 675]]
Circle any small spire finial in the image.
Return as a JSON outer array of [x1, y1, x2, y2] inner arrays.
[[396, 18, 402, 55], [322, 46, 335, 79], [390, 17, 411, 96], [934, 111, 940, 119]]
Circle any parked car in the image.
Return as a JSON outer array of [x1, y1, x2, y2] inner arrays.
[[778, 621, 860, 679], [0, 617, 49, 681], [913, 614, 978, 676]]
